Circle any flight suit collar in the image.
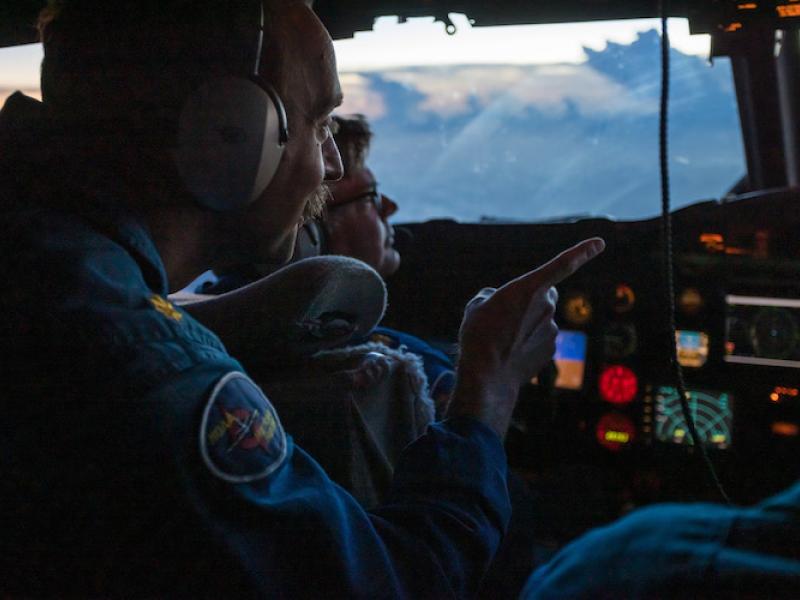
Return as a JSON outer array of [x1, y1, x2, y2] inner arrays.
[[0, 92, 169, 295], [77, 180, 170, 296]]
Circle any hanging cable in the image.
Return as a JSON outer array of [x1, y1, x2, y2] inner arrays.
[[658, 1, 731, 504]]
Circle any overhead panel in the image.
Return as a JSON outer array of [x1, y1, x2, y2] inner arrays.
[[316, 0, 691, 40], [0, 1, 42, 48], [12, 1, 799, 48]]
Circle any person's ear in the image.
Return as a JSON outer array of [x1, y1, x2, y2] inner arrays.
[[173, 2, 289, 212]]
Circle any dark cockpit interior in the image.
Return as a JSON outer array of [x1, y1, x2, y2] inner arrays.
[[315, 0, 800, 529], [2, 0, 800, 583]]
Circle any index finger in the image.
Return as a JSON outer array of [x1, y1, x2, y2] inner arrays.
[[504, 237, 606, 292]]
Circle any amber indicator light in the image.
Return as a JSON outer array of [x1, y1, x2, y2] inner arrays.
[[596, 413, 636, 451], [613, 284, 636, 314], [778, 4, 800, 17], [770, 386, 799, 403], [772, 422, 799, 437], [699, 233, 725, 252], [678, 288, 704, 315], [563, 293, 593, 326]]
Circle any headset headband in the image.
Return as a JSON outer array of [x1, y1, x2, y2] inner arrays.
[[254, 2, 265, 76], [253, 1, 289, 145], [174, 0, 290, 211]]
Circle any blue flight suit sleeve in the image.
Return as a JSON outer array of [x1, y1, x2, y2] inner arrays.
[[96, 286, 511, 598], [2, 204, 511, 598], [148, 362, 510, 598], [521, 482, 800, 599]]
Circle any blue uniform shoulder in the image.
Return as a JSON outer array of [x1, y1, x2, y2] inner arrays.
[[6, 207, 149, 305], [2, 206, 232, 395]]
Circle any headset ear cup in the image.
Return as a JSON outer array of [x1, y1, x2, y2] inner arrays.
[[298, 219, 327, 258], [174, 76, 284, 211], [313, 218, 330, 255]]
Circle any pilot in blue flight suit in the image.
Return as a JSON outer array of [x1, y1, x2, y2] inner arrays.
[[522, 481, 800, 598], [0, 52, 505, 600], [0, 1, 602, 597]]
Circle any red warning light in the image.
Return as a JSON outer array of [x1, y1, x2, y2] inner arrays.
[[599, 365, 638, 404], [596, 413, 636, 451]]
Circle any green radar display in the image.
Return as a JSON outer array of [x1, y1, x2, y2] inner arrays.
[[654, 387, 733, 449]]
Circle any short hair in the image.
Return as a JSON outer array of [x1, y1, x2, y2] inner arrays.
[[332, 114, 373, 176], [36, 1, 283, 128]]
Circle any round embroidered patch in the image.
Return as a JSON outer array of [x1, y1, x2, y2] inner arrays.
[[200, 372, 287, 483]]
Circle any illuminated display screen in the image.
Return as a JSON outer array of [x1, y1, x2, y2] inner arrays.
[[533, 330, 587, 390], [725, 295, 800, 368], [654, 387, 733, 449], [676, 330, 709, 368], [554, 330, 587, 390]]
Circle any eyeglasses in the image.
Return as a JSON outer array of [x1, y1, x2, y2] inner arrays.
[[329, 189, 383, 212]]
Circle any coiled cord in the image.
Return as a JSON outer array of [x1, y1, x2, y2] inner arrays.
[[658, 2, 731, 504]]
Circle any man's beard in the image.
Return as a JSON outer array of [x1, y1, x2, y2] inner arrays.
[[211, 185, 332, 277], [303, 184, 330, 222]]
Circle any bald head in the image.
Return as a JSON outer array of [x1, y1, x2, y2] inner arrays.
[[260, 2, 341, 112], [35, 0, 344, 281], [37, 1, 332, 135], [210, 0, 343, 270]]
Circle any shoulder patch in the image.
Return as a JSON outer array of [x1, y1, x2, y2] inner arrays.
[[200, 372, 287, 483]]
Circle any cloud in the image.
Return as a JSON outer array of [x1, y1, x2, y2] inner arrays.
[[337, 73, 387, 120], [378, 64, 656, 119]]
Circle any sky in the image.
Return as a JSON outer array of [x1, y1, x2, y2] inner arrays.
[[0, 16, 710, 92], [334, 16, 710, 72]]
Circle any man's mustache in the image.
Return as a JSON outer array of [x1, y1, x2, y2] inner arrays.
[[303, 184, 330, 222]]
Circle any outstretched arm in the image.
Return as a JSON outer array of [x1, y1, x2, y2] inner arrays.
[[449, 238, 606, 438]]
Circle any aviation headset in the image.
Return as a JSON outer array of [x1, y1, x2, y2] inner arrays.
[[173, 1, 289, 212]]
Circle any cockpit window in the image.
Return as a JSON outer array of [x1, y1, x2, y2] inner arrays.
[[1, 18, 745, 225], [334, 16, 746, 223], [0, 43, 42, 106]]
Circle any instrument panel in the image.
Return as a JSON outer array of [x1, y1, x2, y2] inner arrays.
[[510, 189, 800, 510], [650, 386, 733, 448], [388, 188, 800, 512]]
